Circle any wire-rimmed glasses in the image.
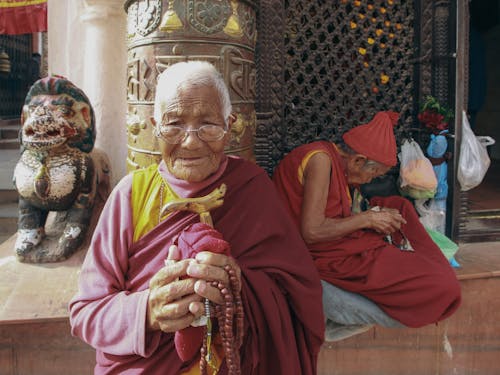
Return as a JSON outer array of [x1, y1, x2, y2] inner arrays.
[[154, 124, 227, 144]]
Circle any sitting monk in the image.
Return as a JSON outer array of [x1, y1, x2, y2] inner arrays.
[[69, 61, 324, 374], [272, 111, 461, 341]]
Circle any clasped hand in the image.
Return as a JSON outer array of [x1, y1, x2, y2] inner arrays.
[[366, 206, 407, 235], [147, 245, 241, 333]]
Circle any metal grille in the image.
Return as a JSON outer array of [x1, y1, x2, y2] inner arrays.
[[0, 34, 32, 118], [281, 0, 416, 154]]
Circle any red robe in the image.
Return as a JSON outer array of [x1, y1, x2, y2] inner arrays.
[[70, 157, 324, 374], [273, 141, 461, 328]]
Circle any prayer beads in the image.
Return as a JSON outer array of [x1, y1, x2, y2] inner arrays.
[[199, 265, 243, 375]]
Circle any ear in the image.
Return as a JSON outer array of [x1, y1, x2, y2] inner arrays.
[[150, 117, 157, 127], [227, 113, 236, 130], [223, 113, 236, 144], [81, 106, 91, 126], [353, 154, 368, 168]]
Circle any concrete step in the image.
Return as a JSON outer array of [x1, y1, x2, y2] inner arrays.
[[0, 125, 20, 141], [0, 117, 21, 127], [0, 139, 20, 149], [0, 118, 21, 150]]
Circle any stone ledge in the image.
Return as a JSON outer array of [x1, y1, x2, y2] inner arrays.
[[318, 241, 500, 375], [0, 234, 87, 324]]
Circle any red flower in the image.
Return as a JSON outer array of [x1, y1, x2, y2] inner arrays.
[[418, 109, 449, 134]]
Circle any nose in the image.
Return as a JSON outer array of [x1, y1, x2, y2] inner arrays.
[[180, 128, 203, 148], [33, 105, 51, 116]]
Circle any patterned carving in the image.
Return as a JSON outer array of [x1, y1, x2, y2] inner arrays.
[[231, 112, 255, 143], [416, 0, 434, 99], [284, 0, 415, 151], [222, 46, 255, 102], [241, 1, 257, 42], [432, 2, 452, 105], [127, 53, 153, 102], [127, 1, 138, 37], [187, 0, 231, 34], [127, 0, 162, 37], [254, 0, 285, 174], [155, 55, 222, 79], [127, 56, 141, 101]]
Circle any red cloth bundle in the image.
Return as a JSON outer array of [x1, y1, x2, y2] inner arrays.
[[172, 222, 231, 362]]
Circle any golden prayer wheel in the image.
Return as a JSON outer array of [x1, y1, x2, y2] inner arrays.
[[124, 0, 258, 171]]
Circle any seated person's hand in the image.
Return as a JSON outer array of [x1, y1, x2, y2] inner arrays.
[[365, 207, 407, 235], [187, 252, 242, 306], [147, 245, 204, 333]]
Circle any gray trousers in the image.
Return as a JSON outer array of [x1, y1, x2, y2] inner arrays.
[[322, 280, 405, 341]]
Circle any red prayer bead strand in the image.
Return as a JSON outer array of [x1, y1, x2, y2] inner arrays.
[[199, 326, 208, 374], [199, 265, 243, 375]]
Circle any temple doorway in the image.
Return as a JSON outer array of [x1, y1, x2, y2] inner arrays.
[[463, 0, 500, 240]]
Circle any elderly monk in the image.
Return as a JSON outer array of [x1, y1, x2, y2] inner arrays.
[[69, 61, 324, 374], [273, 111, 461, 340]]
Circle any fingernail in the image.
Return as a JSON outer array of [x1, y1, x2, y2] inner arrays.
[[195, 280, 206, 293], [190, 303, 200, 314], [187, 264, 200, 275], [195, 252, 209, 261]]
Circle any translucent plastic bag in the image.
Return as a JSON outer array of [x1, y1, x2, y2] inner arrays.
[[415, 199, 446, 233], [398, 139, 437, 199], [457, 111, 495, 191]]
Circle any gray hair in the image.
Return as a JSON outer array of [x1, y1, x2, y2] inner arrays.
[[153, 61, 232, 125], [338, 142, 386, 170]]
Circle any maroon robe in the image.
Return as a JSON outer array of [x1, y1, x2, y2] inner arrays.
[[70, 156, 324, 374], [273, 141, 461, 328]]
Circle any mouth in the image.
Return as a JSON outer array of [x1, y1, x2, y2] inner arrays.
[[176, 156, 206, 165], [22, 137, 66, 150]]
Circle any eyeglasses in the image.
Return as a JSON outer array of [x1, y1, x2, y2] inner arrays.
[[155, 124, 227, 144]]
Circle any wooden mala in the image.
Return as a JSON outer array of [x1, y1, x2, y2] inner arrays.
[[200, 264, 244, 375]]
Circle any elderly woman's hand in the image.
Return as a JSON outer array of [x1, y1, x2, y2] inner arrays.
[[146, 245, 205, 333], [186, 251, 241, 306]]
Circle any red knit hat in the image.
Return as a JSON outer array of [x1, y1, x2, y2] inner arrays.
[[342, 111, 399, 166]]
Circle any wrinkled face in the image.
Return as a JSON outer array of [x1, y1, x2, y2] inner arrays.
[[346, 156, 391, 185], [157, 85, 231, 182], [21, 94, 91, 151]]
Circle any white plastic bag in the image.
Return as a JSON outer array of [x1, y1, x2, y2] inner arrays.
[[398, 139, 437, 199], [414, 199, 446, 233], [457, 111, 495, 191]]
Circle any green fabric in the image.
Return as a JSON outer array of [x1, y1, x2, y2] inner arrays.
[[426, 228, 459, 260], [399, 184, 436, 199]]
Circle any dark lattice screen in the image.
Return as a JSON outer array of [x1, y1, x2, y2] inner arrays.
[[0, 34, 32, 118], [282, 0, 416, 152]]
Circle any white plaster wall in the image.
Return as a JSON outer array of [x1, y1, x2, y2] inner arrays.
[[47, 0, 128, 186], [47, 0, 85, 83]]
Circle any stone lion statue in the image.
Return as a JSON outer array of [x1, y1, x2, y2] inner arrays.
[[13, 76, 110, 263]]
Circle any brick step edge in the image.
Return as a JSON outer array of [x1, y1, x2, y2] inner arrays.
[[0, 139, 20, 149], [0, 190, 18, 204], [0, 126, 21, 141]]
